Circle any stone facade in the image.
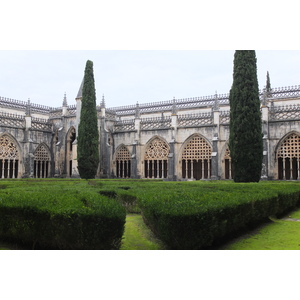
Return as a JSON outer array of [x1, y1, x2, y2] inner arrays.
[[1, 84, 300, 180]]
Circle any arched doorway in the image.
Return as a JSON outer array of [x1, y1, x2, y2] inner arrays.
[[277, 133, 300, 180], [144, 137, 169, 179], [115, 145, 131, 178], [0, 134, 20, 178], [181, 135, 212, 180], [34, 144, 50, 178]]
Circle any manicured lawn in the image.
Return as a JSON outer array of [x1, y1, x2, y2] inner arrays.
[[219, 210, 300, 250], [120, 214, 164, 250]]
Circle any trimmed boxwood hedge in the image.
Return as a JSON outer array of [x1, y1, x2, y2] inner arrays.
[[137, 181, 300, 249], [0, 182, 126, 250]]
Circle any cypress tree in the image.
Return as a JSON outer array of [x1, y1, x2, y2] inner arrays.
[[77, 60, 99, 179], [229, 50, 263, 182]]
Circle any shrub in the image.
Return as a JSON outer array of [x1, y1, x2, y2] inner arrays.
[[137, 181, 300, 249], [0, 184, 126, 249]]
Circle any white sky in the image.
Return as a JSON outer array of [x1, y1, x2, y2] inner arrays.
[[1, 50, 300, 109]]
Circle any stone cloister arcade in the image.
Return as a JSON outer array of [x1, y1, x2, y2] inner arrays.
[[1, 83, 300, 180]]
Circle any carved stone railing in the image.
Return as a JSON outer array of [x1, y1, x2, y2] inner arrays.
[[0, 112, 25, 128], [114, 119, 135, 132], [109, 94, 230, 116], [49, 109, 62, 119], [31, 117, 52, 131], [220, 111, 230, 124], [67, 105, 76, 116], [267, 85, 300, 100], [105, 109, 117, 121], [0, 96, 52, 115], [108, 85, 300, 117], [140, 116, 172, 130], [178, 112, 213, 127], [269, 103, 300, 121]]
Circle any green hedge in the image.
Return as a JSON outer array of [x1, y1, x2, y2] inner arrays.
[[137, 181, 300, 249], [0, 183, 126, 249]]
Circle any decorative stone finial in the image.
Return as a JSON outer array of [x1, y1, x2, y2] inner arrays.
[[25, 98, 31, 116], [213, 91, 219, 111], [101, 94, 106, 109], [63, 93, 68, 107], [172, 97, 177, 115], [135, 102, 140, 118]]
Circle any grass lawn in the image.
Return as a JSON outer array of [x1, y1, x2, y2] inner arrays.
[[120, 214, 165, 250], [219, 210, 300, 250]]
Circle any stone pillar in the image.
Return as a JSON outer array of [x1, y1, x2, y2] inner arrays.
[[167, 139, 177, 181], [211, 134, 219, 180], [131, 141, 139, 179], [211, 98, 220, 180], [261, 104, 269, 180]]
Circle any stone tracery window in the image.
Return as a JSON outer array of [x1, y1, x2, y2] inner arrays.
[[115, 145, 131, 178], [34, 144, 50, 178], [0, 135, 19, 178], [277, 133, 300, 180], [144, 138, 169, 179], [181, 135, 212, 180]]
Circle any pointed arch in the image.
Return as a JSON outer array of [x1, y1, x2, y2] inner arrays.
[[144, 136, 170, 179], [276, 131, 300, 180], [220, 141, 233, 180], [115, 144, 131, 178], [180, 134, 212, 180], [66, 126, 76, 177], [34, 143, 51, 178], [0, 133, 21, 178]]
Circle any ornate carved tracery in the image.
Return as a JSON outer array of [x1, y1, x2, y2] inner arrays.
[[181, 135, 212, 180], [116, 146, 131, 178], [144, 138, 169, 178], [0, 135, 19, 178], [277, 133, 300, 180], [34, 144, 50, 178]]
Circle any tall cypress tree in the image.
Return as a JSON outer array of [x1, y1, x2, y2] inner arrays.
[[229, 50, 263, 182], [77, 60, 99, 179]]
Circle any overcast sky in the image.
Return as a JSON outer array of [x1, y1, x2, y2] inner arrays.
[[1, 50, 300, 109]]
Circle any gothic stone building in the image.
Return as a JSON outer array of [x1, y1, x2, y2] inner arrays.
[[1, 82, 300, 181]]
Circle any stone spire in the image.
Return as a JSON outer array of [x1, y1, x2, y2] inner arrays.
[[100, 94, 106, 109], [63, 92, 68, 107], [76, 78, 84, 99]]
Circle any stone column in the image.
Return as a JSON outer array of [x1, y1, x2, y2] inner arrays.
[[261, 104, 269, 180], [167, 139, 177, 181], [211, 134, 219, 180]]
